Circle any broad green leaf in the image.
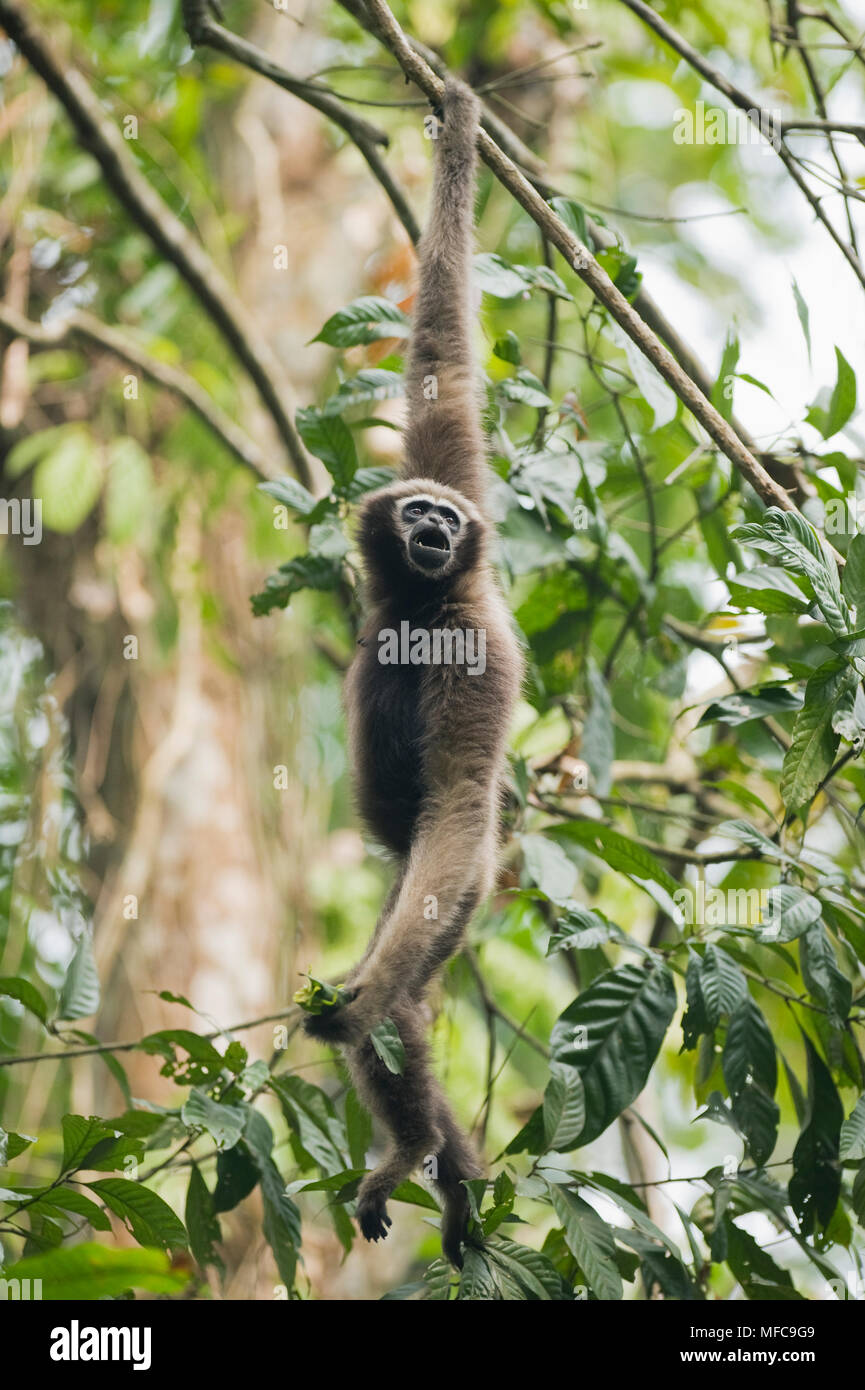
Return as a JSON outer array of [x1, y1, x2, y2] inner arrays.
[[312, 296, 409, 348], [840, 1095, 865, 1161], [757, 885, 823, 943], [726, 567, 811, 616], [788, 1033, 843, 1235], [2, 1242, 188, 1300], [843, 532, 865, 613], [33, 430, 103, 533], [548, 1185, 623, 1300], [86, 1178, 188, 1250], [185, 1164, 224, 1273], [26, 1186, 111, 1232], [542, 1062, 586, 1150], [61, 1115, 113, 1173], [699, 945, 747, 1026], [251, 552, 344, 615], [181, 1090, 247, 1150], [550, 821, 680, 897], [0, 976, 47, 1024], [551, 962, 677, 1146], [781, 662, 856, 811], [295, 407, 357, 487], [369, 1017, 406, 1075], [521, 833, 577, 903], [57, 931, 100, 1021], [320, 368, 404, 418], [271, 1074, 347, 1173], [699, 685, 803, 727], [240, 1110, 300, 1288], [0, 1130, 35, 1165]]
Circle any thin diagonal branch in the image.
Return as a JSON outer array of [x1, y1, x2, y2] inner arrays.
[[0, 302, 273, 480], [355, 0, 800, 519], [181, 0, 420, 244], [0, 0, 312, 484], [619, 0, 865, 293]]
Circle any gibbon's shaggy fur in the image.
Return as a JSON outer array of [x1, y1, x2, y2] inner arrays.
[[304, 78, 524, 1267]]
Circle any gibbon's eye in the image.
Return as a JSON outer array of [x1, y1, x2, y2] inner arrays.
[[403, 501, 429, 521], [440, 510, 460, 531]]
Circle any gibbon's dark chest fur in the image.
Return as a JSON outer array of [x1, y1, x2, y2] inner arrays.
[[352, 635, 425, 856]]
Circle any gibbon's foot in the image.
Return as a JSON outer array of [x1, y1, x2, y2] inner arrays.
[[357, 1188, 392, 1244]]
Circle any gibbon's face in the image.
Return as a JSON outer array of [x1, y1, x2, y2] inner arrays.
[[399, 493, 464, 576], [357, 478, 484, 595]]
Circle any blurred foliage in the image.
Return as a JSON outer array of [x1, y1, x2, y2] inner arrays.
[[0, 0, 864, 1302]]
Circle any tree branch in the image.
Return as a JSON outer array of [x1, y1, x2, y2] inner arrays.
[[0, 302, 273, 480], [353, 0, 799, 516], [619, 0, 865, 293], [0, 0, 312, 485], [181, 0, 421, 244]]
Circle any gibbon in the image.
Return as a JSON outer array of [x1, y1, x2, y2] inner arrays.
[[304, 78, 524, 1268]]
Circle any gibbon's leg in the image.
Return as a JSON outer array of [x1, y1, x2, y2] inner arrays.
[[350, 995, 482, 1266], [341, 787, 499, 1034], [402, 78, 487, 506]]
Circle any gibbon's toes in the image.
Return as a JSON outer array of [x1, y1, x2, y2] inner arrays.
[[357, 1193, 392, 1244]]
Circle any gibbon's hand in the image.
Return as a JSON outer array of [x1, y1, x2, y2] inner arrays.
[[301, 982, 386, 1046]]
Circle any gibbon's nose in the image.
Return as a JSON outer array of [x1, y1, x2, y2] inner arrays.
[[409, 517, 451, 571]]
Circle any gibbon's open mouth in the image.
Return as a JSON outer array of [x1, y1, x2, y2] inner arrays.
[[409, 521, 451, 571]]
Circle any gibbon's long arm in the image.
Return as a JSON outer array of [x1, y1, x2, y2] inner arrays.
[[402, 80, 487, 507]]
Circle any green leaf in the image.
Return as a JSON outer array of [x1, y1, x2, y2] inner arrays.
[[548, 1185, 623, 1300], [549, 821, 680, 897], [727, 567, 811, 616], [311, 296, 409, 348], [499, 368, 552, 409], [369, 1017, 406, 1075], [826, 347, 857, 438], [295, 407, 357, 487], [492, 330, 521, 365], [320, 368, 404, 418], [104, 437, 153, 544], [57, 931, 100, 1021], [799, 921, 851, 1022], [271, 1074, 347, 1173], [0, 975, 48, 1024], [711, 331, 740, 424], [542, 1062, 586, 1151], [840, 1095, 865, 1162], [788, 1033, 843, 1235], [185, 1165, 224, 1273], [725, 1214, 795, 1292], [344, 1087, 372, 1170], [26, 1185, 111, 1232], [550, 962, 677, 1146], [473, 253, 533, 299], [181, 1090, 247, 1150], [258, 476, 319, 517], [723, 996, 777, 1098], [488, 1237, 572, 1299], [391, 1179, 440, 1211], [243, 1110, 301, 1288], [699, 945, 747, 1026], [521, 833, 576, 903], [843, 532, 865, 613], [212, 1143, 259, 1213], [757, 885, 823, 944], [33, 429, 103, 533], [61, 1115, 113, 1173], [699, 685, 803, 727], [781, 662, 856, 811], [0, 1129, 36, 1165], [791, 278, 811, 362], [2, 1242, 188, 1300], [582, 661, 614, 795], [251, 552, 344, 615], [458, 1244, 501, 1299], [86, 1178, 188, 1250]]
